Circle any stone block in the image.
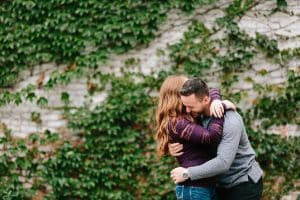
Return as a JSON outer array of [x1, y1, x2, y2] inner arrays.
[[252, 60, 281, 73], [287, 0, 300, 15], [239, 16, 271, 37], [90, 93, 107, 106], [269, 69, 286, 78], [269, 12, 299, 28], [41, 112, 63, 122], [46, 120, 67, 129], [267, 124, 300, 137], [275, 21, 300, 37], [253, 1, 276, 12], [269, 77, 287, 85], [278, 38, 300, 50]]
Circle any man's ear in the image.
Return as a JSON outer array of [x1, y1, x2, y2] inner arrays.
[[203, 96, 210, 104]]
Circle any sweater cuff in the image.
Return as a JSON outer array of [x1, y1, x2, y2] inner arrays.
[[187, 166, 203, 181], [222, 102, 227, 110]]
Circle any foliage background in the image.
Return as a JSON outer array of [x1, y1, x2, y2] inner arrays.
[[0, 0, 299, 199]]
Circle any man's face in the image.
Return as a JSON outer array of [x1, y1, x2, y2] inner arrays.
[[181, 94, 209, 117]]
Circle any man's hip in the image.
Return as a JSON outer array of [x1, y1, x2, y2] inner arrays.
[[216, 177, 263, 200]]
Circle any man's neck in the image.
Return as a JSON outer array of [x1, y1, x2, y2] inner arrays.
[[203, 100, 211, 117]]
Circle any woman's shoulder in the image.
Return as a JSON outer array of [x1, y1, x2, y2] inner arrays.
[[172, 115, 192, 124], [171, 115, 195, 130]]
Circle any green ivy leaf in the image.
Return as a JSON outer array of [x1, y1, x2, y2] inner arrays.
[[37, 96, 48, 107]]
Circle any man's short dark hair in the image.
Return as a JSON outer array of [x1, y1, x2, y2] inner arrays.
[[180, 78, 209, 100]]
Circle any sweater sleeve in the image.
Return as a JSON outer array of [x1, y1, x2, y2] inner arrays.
[[209, 88, 221, 101], [187, 111, 242, 179], [174, 117, 224, 145], [210, 88, 228, 110]]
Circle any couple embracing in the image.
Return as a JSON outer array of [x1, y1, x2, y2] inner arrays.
[[155, 76, 263, 200]]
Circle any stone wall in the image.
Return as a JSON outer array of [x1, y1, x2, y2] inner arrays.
[[0, 0, 299, 139]]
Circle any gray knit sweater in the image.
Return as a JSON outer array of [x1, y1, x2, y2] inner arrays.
[[187, 111, 263, 188]]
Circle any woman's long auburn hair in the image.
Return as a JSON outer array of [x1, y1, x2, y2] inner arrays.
[[155, 75, 188, 157]]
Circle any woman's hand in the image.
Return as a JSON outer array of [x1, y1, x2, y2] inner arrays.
[[210, 99, 224, 118], [168, 143, 184, 156], [222, 100, 236, 111]]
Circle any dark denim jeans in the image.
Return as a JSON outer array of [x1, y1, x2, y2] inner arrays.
[[217, 178, 263, 200], [175, 185, 217, 200]]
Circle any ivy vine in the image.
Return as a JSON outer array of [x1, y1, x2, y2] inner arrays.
[[0, 0, 299, 199]]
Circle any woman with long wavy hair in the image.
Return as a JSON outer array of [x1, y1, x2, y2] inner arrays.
[[155, 75, 233, 200]]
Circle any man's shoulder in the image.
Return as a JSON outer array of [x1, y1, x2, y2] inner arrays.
[[224, 110, 242, 119], [223, 111, 243, 129]]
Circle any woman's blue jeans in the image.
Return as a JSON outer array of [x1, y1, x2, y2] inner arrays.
[[175, 185, 217, 200]]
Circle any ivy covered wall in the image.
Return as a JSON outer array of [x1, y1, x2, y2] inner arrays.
[[0, 0, 299, 199]]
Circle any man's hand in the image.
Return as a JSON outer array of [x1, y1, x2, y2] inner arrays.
[[210, 99, 224, 118], [168, 143, 183, 156], [170, 167, 188, 184]]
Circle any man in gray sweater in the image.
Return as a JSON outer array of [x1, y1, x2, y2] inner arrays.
[[169, 78, 263, 200]]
